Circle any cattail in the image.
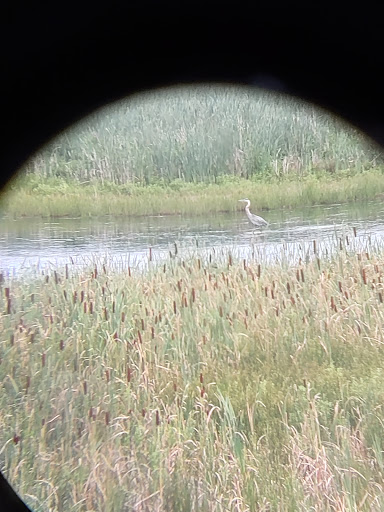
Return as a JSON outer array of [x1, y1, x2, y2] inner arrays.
[[80, 290, 84, 303], [104, 307, 108, 320], [353, 226, 357, 237], [105, 370, 110, 383], [121, 311, 125, 322], [296, 269, 300, 282], [379, 292, 383, 303], [138, 330, 142, 344], [339, 238, 343, 250], [26, 376, 31, 393], [156, 410, 160, 426], [197, 259, 201, 270], [10, 334, 14, 346], [128, 266, 131, 277], [60, 339, 64, 350], [286, 282, 291, 294], [313, 240, 317, 253], [54, 271, 59, 284], [219, 306, 223, 317], [13, 434, 20, 445], [94, 266, 98, 279], [65, 264, 69, 279], [6, 298, 11, 315], [300, 269, 305, 282], [149, 247, 152, 262], [73, 291, 77, 303], [89, 301, 93, 314], [142, 408, 146, 418], [257, 264, 261, 278], [105, 411, 110, 425], [362, 268, 367, 285], [200, 373, 204, 383], [191, 288, 196, 302], [228, 253, 232, 266], [45, 276, 49, 283], [42, 353, 46, 367], [83, 381, 87, 394], [63, 290, 67, 301], [127, 367, 132, 383], [200, 386, 205, 397], [202, 335, 207, 345], [177, 280, 182, 292], [141, 318, 145, 330], [83, 302, 87, 313], [173, 301, 177, 314]]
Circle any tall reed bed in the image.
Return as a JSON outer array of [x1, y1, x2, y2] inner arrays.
[[1, 244, 384, 510], [21, 85, 383, 185]]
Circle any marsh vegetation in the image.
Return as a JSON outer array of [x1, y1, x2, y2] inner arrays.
[[2, 86, 384, 511], [1, 240, 384, 510], [2, 86, 383, 219]]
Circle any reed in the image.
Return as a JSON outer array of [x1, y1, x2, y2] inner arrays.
[[20, 86, 383, 185], [1, 241, 384, 510]]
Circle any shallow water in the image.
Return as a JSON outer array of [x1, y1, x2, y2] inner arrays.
[[0, 200, 383, 276]]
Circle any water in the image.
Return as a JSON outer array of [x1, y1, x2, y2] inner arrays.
[[0, 200, 383, 276]]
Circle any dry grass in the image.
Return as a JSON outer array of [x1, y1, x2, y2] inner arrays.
[[1, 241, 384, 510]]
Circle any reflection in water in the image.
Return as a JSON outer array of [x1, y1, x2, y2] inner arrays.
[[0, 200, 383, 275]]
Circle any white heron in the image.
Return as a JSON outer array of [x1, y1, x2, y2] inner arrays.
[[238, 199, 268, 228]]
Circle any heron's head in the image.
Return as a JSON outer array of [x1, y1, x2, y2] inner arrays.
[[238, 198, 249, 203]]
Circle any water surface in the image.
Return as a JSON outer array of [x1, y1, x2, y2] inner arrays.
[[0, 200, 383, 276]]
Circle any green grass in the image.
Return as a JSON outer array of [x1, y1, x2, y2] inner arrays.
[[1, 244, 384, 510], [21, 85, 383, 186], [4, 84, 383, 218], [2, 169, 384, 218]]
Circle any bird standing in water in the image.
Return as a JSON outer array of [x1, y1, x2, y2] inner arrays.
[[238, 199, 268, 228]]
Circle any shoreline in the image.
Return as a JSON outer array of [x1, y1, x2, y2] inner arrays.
[[1, 170, 383, 219]]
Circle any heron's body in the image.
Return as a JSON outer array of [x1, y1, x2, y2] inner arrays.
[[238, 199, 268, 228]]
